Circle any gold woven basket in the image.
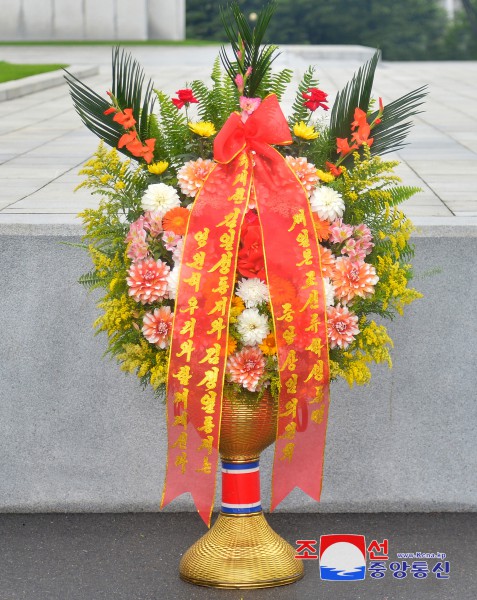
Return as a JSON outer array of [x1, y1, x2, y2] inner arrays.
[[179, 389, 304, 589]]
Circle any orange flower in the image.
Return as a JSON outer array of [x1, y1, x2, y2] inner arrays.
[[139, 138, 156, 164], [313, 214, 332, 242], [336, 137, 358, 155], [104, 106, 116, 115], [351, 107, 368, 131], [230, 296, 246, 318], [267, 274, 296, 306], [162, 206, 190, 236], [326, 162, 343, 177], [227, 337, 238, 355], [118, 131, 137, 148], [260, 333, 277, 355], [351, 124, 374, 148], [113, 108, 136, 129]]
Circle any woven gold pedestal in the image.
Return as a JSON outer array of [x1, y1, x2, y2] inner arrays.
[[180, 511, 304, 588], [179, 389, 304, 589]]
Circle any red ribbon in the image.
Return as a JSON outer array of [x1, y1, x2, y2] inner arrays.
[[161, 95, 330, 525]]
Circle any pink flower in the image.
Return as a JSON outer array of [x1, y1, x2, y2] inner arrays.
[[172, 238, 184, 263], [235, 74, 244, 93], [126, 217, 147, 243], [240, 96, 261, 122], [327, 305, 360, 349], [285, 156, 319, 195], [332, 257, 379, 304], [329, 219, 354, 244], [318, 245, 336, 278], [245, 66, 252, 77], [127, 239, 149, 262], [177, 158, 214, 198], [144, 210, 164, 237], [142, 306, 174, 348], [162, 231, 182, 251], [126, 257, 170, 304], [227, 346, 266, 392]]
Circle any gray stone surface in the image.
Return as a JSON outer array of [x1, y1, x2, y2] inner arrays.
[[0, 232, 476, 513], [0, 513, 473, 600]]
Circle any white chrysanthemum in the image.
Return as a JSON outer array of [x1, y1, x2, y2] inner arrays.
[[141, 183, 180, 217], [237, 308, 270, 346], [323, 277, 336, 307], [167, 267, 180, 300], [235, 278, 269, 308], [310, 186, 345, 222]]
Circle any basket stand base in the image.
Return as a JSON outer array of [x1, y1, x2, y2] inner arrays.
[[179, 511, 304, 589]]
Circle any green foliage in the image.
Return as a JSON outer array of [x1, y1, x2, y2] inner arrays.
[[153, 91, 190, 169], [288, 66, 319, 126]]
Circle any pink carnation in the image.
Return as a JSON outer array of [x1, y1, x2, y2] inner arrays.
[[126, 257, 170, 304]]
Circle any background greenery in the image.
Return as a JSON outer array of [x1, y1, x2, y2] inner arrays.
[[186, 0, 477, 60], [0, 61, 66, 83]]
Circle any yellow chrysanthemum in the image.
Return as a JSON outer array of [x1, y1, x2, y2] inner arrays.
[[227, 337, 238, 356], [148, 161, 169, 175], [316, 169, 335, 183], [230, 296, 246, 317], [293, 121, 319, 140], [188, 121, 217, 138]]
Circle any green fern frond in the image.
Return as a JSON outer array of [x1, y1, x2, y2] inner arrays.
[[268, 68, 293, 101], [289, 66, 319, 126], [78, 270, 108, 291], [388, 185, 422, 206]]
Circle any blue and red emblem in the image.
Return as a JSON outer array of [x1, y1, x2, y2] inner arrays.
[[221, 460, 262, 514]]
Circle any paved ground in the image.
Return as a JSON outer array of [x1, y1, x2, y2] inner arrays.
[[0, 45, 476, 227], [0, 513, 473, 600]]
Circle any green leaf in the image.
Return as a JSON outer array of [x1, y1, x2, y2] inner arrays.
[[288, 66, 319, 126], [78, 270, 108, 291]]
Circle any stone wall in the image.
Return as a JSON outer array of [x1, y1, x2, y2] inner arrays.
[[0, 227, 475, 513], [0, 0, 185, 41]]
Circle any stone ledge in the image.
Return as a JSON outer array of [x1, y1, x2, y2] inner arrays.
[[0, 65, 99, 102]]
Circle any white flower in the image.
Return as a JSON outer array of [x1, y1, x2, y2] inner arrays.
[[237, 308, 270, 346], [310, 186, 345, 222], [235, 278, 269, 308], [167, 267, 180, 300], [141, 183, 180, 217], [172, 238, 184, 263], [323, 277, 336, 307]]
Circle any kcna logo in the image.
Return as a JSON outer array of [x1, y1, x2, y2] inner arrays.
[[319, 534, 366, 581]]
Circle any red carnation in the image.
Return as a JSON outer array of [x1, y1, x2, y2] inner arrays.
[[302, 87, 329, 111], [172, 88, 198, 110]]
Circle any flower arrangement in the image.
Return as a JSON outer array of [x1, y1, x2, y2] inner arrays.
[[66, 3, 424, 401]]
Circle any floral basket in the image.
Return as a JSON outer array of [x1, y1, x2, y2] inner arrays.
[[66, 1, 424, 589]]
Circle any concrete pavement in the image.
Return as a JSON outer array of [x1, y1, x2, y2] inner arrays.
[[0, 45, 476, 226]]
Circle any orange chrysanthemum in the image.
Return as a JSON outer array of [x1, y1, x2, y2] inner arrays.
[[227, 346, 266, 392], [332, 257, 379, 304], [230, 296, 246, 318], [318, 245, 336, 278], [227, 337, 238, 355], [142, 306, 174, 349], [285, 156, 319, 194], [126, 257, 170, 304], [313, 214, 332, 242], [177, 158, 214, 197], [162, 206, 190, 236], [327, 305, 359, 349], [259, 333, 277, 355], [267, 274, 296, 307]]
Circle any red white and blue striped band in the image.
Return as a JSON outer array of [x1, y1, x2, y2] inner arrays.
[[221, 460, 262, 515]]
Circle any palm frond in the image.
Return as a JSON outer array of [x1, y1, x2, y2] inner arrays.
[[64, 47, 156, 160], [219, 1, 279, 97], [369, 86, 428, 156], [329, 50, 380, 140]]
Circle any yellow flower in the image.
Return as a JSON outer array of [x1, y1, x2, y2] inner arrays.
[[293, 121, 319, 140], [230, 296, 246, 317], [148, 161, 169, 175], [188, 121, 217, 138], [316, 169, 335, 183], [227, 337, 238, 356], [259, 333, 277, 355]]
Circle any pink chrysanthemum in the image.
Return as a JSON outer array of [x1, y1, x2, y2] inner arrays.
[[327, 305, 360, 349], [332, 257, 379, 304], [318, 245, 336, 278], [142, 306, 174, 348], [177, 158, 214, 197], [126, 257, 170, 304], [227, 346, 266, 392], [285, 156, 319, 194]]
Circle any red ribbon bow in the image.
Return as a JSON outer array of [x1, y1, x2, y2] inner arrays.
[[161, 95, 330, 526]]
